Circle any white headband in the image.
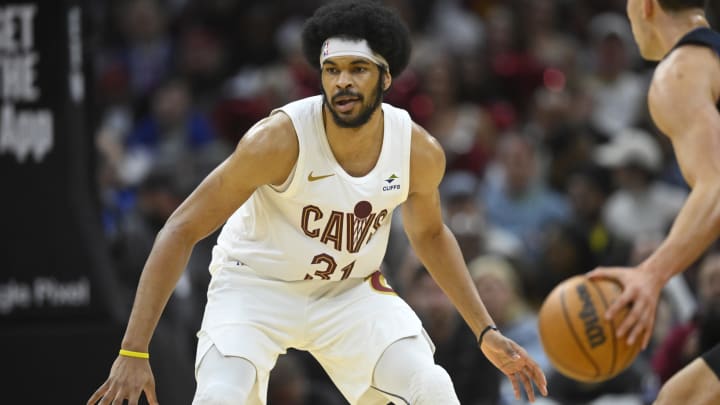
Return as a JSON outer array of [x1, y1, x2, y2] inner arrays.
[[320, 37, 389, 70]]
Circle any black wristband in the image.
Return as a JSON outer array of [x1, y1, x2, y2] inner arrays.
[[477, 325, 498, 347]]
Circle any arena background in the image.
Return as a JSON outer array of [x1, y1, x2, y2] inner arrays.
[[0, 1, 195, 402], [1, 0, 719, 404]]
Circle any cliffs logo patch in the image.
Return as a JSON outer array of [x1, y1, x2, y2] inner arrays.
[[384, 174, 398, 184], [383, 174, 400, 191]]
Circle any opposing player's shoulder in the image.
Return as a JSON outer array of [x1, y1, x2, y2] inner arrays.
[[654, 45, 720, 97], [650, 46, 720, 134], [409, 122, 445, 189]]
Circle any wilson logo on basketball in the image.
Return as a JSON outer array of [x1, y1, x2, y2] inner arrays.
[[577, 284, 607, 348]]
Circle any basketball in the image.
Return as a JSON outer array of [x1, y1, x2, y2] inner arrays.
[[538, 275, 643, 383]]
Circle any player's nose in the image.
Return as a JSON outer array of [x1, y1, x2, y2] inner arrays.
[[336, 70, 354, 88]]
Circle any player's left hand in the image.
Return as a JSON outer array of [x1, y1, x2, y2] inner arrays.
[[480, 330, 548, 402]]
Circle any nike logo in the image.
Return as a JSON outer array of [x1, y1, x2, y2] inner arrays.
[[308, 171, 335, 182]]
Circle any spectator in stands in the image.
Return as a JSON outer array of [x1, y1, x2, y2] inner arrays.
[[595, 128, 687, 243], [124, 77, 229, 189], [481, 132, 570, 257], [97, 0, 175, 110], [412, 51, 496, 175], [566, 164, 631, 267], [583, 12, 645, 139], [530, 221, 596, 305], [441, 170, 524, 261]]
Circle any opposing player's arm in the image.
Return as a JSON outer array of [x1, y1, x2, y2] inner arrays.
[[641, 46, 720, 285], [120, 112, 298, 352], [401, 123, 494, 338]]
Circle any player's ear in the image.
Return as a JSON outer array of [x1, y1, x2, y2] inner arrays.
[[382, 70, 392, 92], [643, 0, 655, 19]]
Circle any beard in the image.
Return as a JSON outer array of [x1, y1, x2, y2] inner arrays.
[[321, 75, 384, 128]]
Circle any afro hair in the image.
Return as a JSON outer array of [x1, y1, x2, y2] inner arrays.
[[301, 0, 412, 76]]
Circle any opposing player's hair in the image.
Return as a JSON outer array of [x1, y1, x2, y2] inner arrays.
[[706, 0, 720, 28], [301, 0, 411, 76], [657, 1, 718, 29], [657, 0, 705, 11]]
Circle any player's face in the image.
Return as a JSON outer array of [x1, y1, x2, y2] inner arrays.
[[321, 56, 386, 128]]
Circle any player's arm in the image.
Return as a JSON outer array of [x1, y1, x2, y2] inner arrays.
[[88, 112, 298, 405], [641, 47, 720, 283], [590, 46, 720, 348], [120, 112, 298, 352], [401, 124, 491, 338], [401, 124, 547, 401]]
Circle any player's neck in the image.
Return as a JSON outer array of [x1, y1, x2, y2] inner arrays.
[[658, 11, 710, 56], [322, 104, 384, 144], [322, 106, 385, 174]]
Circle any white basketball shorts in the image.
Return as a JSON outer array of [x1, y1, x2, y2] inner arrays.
[[194, 260, 428, 404]]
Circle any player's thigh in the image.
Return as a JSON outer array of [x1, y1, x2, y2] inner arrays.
[[654, 356, 720, 405], [308, 275, 424, 403]]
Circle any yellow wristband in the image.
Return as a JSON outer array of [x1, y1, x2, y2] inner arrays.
[[119, 349, 150, 359]]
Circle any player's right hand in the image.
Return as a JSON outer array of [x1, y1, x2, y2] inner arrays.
[[587, 265, 664, 350], [87, 356, 159, 405]]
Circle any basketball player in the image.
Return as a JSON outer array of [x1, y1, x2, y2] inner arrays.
[[588, 1, 720, 404], [87, 2, 547, 404]]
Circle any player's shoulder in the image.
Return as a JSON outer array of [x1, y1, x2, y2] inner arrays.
[[238, 111, 298, 157], [656, 44, 720, 92], [409, 122, 445, 187], [410, 122, 444, 164], [650, 45, 720, 135], [228, 111, 299, 186], [247, 110, 295, 139]]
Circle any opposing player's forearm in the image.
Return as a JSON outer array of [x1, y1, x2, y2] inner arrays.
[[120, 224, 197, 352], [410, 225, 495, 339], [641, 182, 720, 283]]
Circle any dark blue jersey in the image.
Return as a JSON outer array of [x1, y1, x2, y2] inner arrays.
[[673, 27, 720, 57], [671, 27, 720, 108]]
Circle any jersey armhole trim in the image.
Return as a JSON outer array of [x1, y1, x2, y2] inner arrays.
[[266, 109, 305, 197]]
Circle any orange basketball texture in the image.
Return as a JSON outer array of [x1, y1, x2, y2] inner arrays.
[[538, 275, 643, 383]]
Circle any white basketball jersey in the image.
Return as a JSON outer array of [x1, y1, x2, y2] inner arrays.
[[214, 95, 412, 281]]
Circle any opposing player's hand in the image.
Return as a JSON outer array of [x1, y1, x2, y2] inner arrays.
[[587, 266, 663, 349], [87, 356, 159, 405], [480, 330, 548, 402]]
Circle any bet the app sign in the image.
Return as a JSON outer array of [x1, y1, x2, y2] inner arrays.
[[0, 1, 119, 322], [0, 3, 63, 162]]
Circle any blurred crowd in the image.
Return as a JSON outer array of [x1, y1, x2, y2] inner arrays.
[[89, 0, 720, 404]]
